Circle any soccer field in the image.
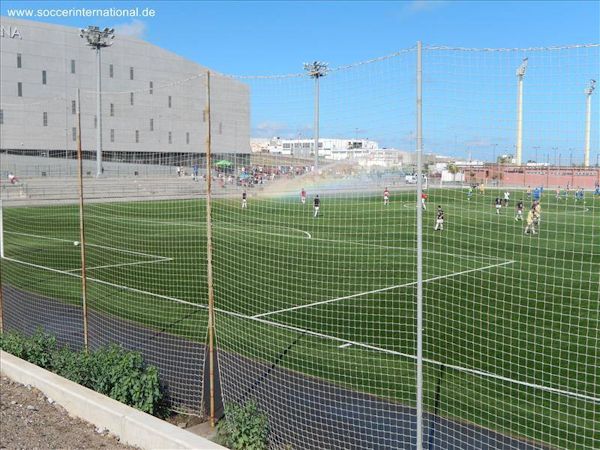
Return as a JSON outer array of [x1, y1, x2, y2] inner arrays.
[[2, 187, 598, 448]]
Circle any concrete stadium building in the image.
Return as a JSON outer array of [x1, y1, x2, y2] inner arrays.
[[0, 17, 250, 174]]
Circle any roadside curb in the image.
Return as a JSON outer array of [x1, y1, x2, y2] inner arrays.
[[0, 351, 226, 450]]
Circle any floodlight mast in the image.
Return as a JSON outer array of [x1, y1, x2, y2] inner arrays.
[[515, 57, 528, 166], [304, 61, 328, 169], [80, 26, 115, 177], [584, 79, 596, 167]]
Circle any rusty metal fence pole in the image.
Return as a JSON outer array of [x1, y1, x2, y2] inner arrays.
[[76, 88, 90, 351], [204, 71, 217, 428]]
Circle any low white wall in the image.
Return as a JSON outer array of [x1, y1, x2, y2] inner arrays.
[[0, 351, 226, 450]]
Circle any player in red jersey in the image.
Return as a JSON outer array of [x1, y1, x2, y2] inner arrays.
[[383, 187, 390, 206]]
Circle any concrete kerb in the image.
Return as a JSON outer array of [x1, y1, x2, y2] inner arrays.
[[0, 351, 226, 450]]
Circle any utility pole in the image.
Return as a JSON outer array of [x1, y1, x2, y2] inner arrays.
[[304, 61, 328, 169], [515, 57, 528, 166], [415, 40, 424, 450], [584, 80, 596, 167], [80, 26, 115, 177]]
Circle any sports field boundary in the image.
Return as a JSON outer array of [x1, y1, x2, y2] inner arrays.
[[2, 255, 597, 405]]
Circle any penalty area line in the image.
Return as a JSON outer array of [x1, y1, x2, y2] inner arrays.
[[64, 257, 174, 273], [252, 260, 516, 319]]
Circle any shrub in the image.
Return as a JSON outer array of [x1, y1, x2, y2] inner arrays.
[[216, 399, 269, 450], [0, 330, 163, 416], [0, 328, 58, 369]]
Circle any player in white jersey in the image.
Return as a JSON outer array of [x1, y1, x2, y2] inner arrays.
[[383, 187, 390, 206]]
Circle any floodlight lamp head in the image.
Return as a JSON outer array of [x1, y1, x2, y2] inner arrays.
[[304, 61, 328, 78], [585, 79, 596, 95], [516, 57, 528, 79]]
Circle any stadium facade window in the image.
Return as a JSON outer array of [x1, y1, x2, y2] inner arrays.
[[17, 53, 22, 68], [149, 81, 153, 94], [72, 127, 77, 141], [130, 92, 134, 106], [43, 112, 48, 127], [150, 118, 154, 131], [71, 100, 76, 115], [70, 59, 76, 74], [109, 64, 114, 78], [110, 103, 114, 116], [168, 96, 172, 108], [0, 109, 4, 125], [42, 70, 47, 85], [135, 130, 139, 143], [168, 131, 172, 144], [186, 132, 190, 144], [110, 129, 115, 142], [130, 67, 134, 80]]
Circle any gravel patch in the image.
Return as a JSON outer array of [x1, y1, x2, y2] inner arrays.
[[0, 376, 137, 449]]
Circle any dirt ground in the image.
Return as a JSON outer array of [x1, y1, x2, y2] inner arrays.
[[0, 376, 137, 449]]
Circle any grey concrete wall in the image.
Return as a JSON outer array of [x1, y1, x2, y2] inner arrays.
[[0, 17, 250, 155]]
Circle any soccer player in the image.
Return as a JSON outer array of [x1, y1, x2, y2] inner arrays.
[[313, 195, 320, 218], [532, 201, 542, 227], [241, 191, 247, 209], [526, 186, 531, 200], [384, 187, 390, 206], [515, 200, 524, 221], [575, 188, 584, 202], [524, 207, 537, 235], [503, 191, 510, 206], [301, 188, 307, 205], [434, 206, 444, 231], [467, 186, 473, 201], [7, 172, 18, 184], [495, 197, 502, 214], [421, 192, 428, 210], [556, 186, 561, 200]]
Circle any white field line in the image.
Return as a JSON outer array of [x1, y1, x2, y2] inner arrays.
[[2, 255, 597, 404], [223, 307, 600, 404], [85, 215, 501, 264], [84, 214, 313, 239], [64, 257, 173, 273], [1, 257, 206, 311], [5, 231, 167, 259], [252, 260, 516, 319]]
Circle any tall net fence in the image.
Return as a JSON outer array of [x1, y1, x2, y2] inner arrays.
[[1, 43, 598, 449]]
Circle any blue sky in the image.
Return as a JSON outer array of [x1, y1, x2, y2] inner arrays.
[[2, 1, 598, 75], [2, 1, 599, 161]]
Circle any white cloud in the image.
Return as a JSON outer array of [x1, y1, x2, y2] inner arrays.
[[115, 20, 147, 39]]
